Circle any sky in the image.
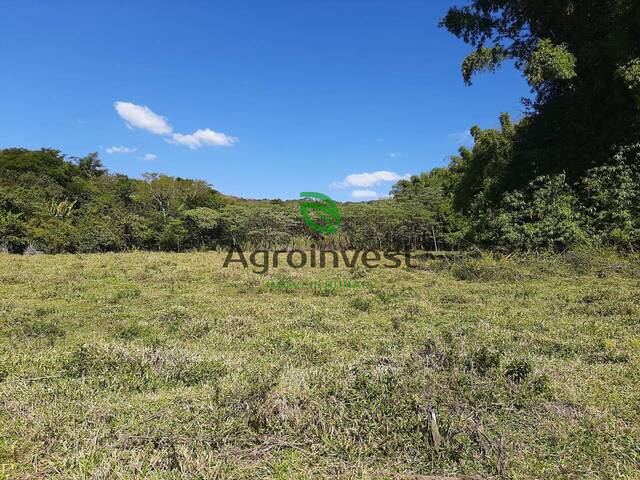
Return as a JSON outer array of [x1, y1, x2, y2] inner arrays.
[[0, 0, 530, 201]]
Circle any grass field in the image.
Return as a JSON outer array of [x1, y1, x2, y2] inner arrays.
[[0, 251, 639, 479]]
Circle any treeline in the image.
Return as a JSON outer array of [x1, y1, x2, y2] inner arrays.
[[0, 148, 463, 253], [0, 148, 225, 253], [2, 140, 639, 255]]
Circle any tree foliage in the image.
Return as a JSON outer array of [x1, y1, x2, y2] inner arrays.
[[433, 0, 640, 251], [442, 0, 640, 186]]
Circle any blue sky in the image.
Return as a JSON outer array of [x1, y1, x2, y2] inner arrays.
[[0, 0, 530, 201]]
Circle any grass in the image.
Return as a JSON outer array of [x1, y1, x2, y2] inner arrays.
[[0, 250, 639, 479]]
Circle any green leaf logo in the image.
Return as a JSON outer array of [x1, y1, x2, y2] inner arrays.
[[299, 192, 341, 235]]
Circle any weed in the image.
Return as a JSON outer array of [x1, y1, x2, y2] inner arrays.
[[505, 359, 532, 383], [350, 296, 372, 312], [467, 346, 502, 375]]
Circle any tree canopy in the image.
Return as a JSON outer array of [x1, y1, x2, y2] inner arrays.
[[442, 0, 640, 188]]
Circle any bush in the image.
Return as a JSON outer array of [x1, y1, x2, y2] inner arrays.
[[472, 174, 588, 251], [75, 217, 126, 253], [26, 218, 79, 253], [0, 210, 28, 253], [579, 144, 640, 249], [505, 359, 532, 383], [159, 219, 189, 251]]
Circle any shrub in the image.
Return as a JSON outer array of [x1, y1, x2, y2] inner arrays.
[[26, 218, 79, 253], [159, 219, 189, 251], [579, 144, 640, 249], [75, 216, 126, 252], [472, 174, 588, 251], [0, 210, 28, 253], [350, 296, 372, 312], [467, 346, 502, 375]]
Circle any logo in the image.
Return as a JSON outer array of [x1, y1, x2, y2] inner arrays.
[[299, 192, 341, 234], [221, 190, 415, 274]]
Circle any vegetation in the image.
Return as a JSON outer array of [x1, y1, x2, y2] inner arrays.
[[439, 0, 640, 250], [2, 2, 639, 479], [442, 0, 640, 182], [0, 148, 467, 253], [2, 2, 640, 254], [3, 142, 639, 254], [1, 250, 639, 478]]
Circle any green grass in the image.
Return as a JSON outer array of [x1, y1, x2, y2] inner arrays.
[[0, 250, 639, 479]]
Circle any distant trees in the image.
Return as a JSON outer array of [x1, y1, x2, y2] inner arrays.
[[1, 143, 639, 253], [0, 148, 466, 253], [76, 153, 107, 178], [0, 148, 229, 253], [391, 166, 467, 250]]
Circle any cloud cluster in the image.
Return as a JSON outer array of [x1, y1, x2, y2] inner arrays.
[[351, 190, 379, 199], [113, 101, 236, 150], [169, 128, 237, 149], [330, 170, 409, 201], [331, 170, 410, 189], [448, 129, 473, 146], [140, 153, 157, 161], [114, 102, 172, 135], [106, 145, 136, 154]]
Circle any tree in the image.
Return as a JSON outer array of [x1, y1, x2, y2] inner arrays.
[[0, 211, 27, 253], [392, 167, 467, 250], [137, 174, 222, 223], [451, 113, 515, 212], [183, 207, 222, 249], [76, 153, 107, 178], [219, 205, 251, 247], [442, 0, 640, 186]]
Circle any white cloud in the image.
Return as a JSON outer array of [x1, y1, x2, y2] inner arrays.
[[351, 190, 379, 199], [113, 100, 237, 150], [106, 145, 136, 154], [169, 128, 237, 149], [140, 153, 157, 161], [388, 152, 402, 158], [331, 170, 410, 188], [114, 101, 172, 135], [448, 130, 473, 146]]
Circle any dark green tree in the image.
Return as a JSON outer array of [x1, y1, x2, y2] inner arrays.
[[442, 0, 640, 187]]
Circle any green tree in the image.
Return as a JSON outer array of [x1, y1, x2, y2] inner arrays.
[[182, 207, 222, 249], [392, 167, 467, 250], [473, 174, 587, 251], [0, 211, 28, 253], [442, 0, 640, 187], [159, 219, 189, 252], [449, 114, 515, 213], [76, 153, 107, 178]]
